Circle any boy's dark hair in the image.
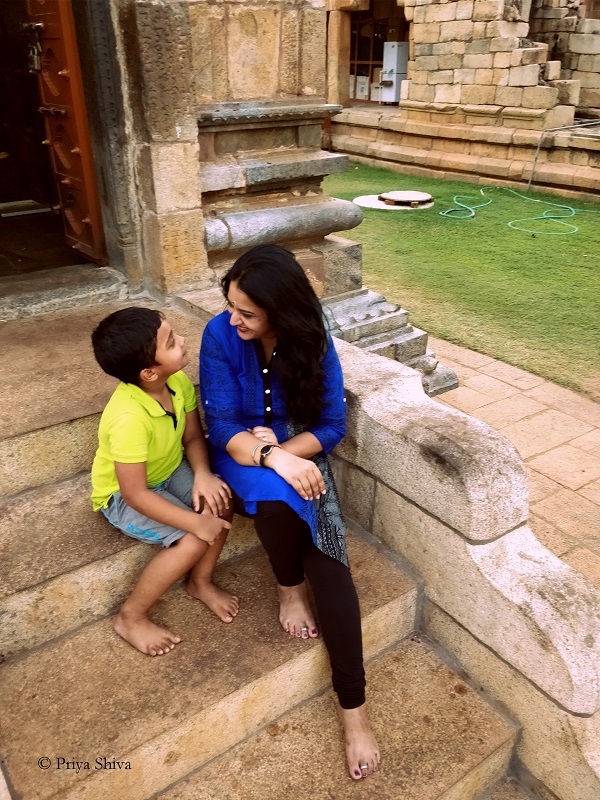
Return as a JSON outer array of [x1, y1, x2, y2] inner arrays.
[[91, 307, 164, 385]]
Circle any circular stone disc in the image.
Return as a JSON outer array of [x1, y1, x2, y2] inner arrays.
[[380, 190, 433, 203], [353, 194, 435, 211]]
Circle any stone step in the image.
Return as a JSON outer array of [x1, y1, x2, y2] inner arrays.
[[484, 778, 533, 800], [0, 532, 417, 800], [0, 305, 204, 497], [155, 637, 517, 800], [0, 265, 127, 322], [0, 473, 258, 660]]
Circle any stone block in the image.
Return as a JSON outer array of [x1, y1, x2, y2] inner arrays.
[[473, 21, 488, 37], [200, 160, 246, 193], [522, 85, 560, 108], [427, 602, 600, 800], [281, 9, 300, 95], [371, 482, 600, 715], [146, 142, 202, 215], [414, 43, 434, 55], [335, 339, 527, 541], [434, 83, 462, 103], [572, 70, 600, 89], [331, 458, 375, 531], [454, 68, 477, 83], [509, 64, 541, 85], [490, 35, 521, 51], [143, 209, 209, 295], [439, 20, 475, 41], [496, 85, 524, 105], [452, 40, 467, 54], [135, 1, 196, 141], [409, 83, 436, 102], [493, 68, 510, 85], [487, 20, 530, 37], [412, 22, 442, 43], [461, 84, 498, 103], [578, 54, 600, 71], [431, 42, 455, 54], [189, 4, 228, 104], [568, 33, 600, 54], [301, 9, 326, 95], [544, 103, 576, 127], [476, 68, 496, 84], [311, 234, 363, 296], [494, 51, 512, 67], [414, 55, 440, 70], [465, 39, 493, 54], [543, 59, 562, 80], [456, 0, 475, 19], [579, 87, 600, 108], [438, 54, 463, 69], [577, 18, 600, 34], [463, 53, 494, 68], [327, 0, 369, 9], [228, 8, 280, 99], [428, 69, 455, 84], [520, 44, 550, 65], [424, 3, 457, 21], [474, 0, 504, 20]]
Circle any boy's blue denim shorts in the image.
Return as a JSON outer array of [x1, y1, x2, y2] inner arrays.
[[101, 459, 194, 548]]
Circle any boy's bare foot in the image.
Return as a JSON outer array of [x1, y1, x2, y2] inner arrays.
[[338, 703, 380, 780], [277, 582, 318, 639], [114, 610, 181, 656], [186, 577, 239, 623]]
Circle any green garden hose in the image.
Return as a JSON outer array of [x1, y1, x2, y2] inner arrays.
[[439, 187, 600, 235]]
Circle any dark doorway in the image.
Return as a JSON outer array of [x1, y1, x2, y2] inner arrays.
[[0, 0, 98, 278]]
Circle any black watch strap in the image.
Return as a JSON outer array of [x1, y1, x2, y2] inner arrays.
[[259, 444, 279, 467]]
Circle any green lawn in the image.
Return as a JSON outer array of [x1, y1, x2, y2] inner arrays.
[[324, 163, 600, 401]]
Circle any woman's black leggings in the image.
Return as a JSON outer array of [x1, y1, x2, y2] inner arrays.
[[235, 494, 366, 709]]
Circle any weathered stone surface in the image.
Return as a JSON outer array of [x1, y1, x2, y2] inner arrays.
[[335, 339, 528, 542], [300, 8, 326, 95], [135, 1, 196, 141], [146, 143, 202, 214], [0, 533, 415, 800], [569, 33, 600, 54], [372, 483, 600, 714], [508, 64, 541, 86], [204, 199, 362, 253], [228, 7, 281, 99], [327, 10, 350, 104], [427, 602, 600, 800], [189, 4, 227, 104], [142, 209, 209, 295], [156, 639, 515, 800], [310, 234, 363, 296]]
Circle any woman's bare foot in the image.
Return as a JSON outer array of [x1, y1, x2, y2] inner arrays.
[[277, 582, 318, 639], [338, 703, 380, 780], [114, 610, 181, 656], [186, 577, 239, 623]]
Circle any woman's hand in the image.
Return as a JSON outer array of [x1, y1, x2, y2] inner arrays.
[[263, 448, 325, 501], [192, 471, 232, 516], [249, 426, 279, 445]]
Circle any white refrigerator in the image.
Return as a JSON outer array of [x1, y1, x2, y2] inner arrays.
[[380, 41, 409, 103]]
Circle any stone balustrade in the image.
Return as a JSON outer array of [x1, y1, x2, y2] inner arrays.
[[333, 337, 600, 800]]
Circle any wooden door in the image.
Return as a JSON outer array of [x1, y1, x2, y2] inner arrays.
[[25, 0, 106, 263]]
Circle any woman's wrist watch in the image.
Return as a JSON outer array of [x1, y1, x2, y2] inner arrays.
[[259, 444, 281, 467]]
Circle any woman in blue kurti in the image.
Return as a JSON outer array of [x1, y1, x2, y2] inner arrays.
[[200, 245, 380, 780]]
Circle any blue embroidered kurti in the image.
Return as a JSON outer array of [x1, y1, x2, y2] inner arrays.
[[200, 310, 348, 564]]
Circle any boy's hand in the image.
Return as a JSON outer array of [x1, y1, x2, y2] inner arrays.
[[192, 472, 232, 517], [190, 507, 231, 546]]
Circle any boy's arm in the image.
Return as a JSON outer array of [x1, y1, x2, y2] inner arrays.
[[114, 460, 230, 544], [182, 408, 232, 516]]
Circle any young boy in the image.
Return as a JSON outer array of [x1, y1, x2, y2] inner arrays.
[[90, 307, 237, 656]]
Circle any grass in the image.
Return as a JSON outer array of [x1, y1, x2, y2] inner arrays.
[[323, 163, 600, 400]]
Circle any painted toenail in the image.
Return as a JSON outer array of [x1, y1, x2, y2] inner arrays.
[[354, 770, 361, 777]]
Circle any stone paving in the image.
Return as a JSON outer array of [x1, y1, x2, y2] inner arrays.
[[430, 336, 600, 591]]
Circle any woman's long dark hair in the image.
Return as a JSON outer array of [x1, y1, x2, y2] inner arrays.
[[221, 245, 327, 427]]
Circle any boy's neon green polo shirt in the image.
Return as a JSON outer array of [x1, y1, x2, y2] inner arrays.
[[91, 370, 197, 511]]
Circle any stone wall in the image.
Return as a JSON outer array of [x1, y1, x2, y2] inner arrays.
[[402, 0, 580, 129], [530, 0, 600, 117], [333, 337, 600, 800]]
